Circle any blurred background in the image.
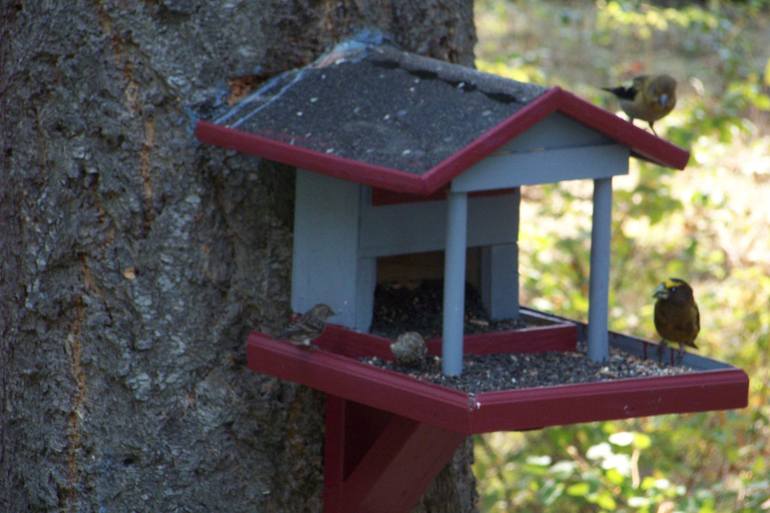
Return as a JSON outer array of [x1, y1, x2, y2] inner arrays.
[[471, 1, 770, 512]]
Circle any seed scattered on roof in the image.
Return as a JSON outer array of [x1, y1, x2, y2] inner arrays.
[[296, 111, 303, 116], [325, 148, 335, 154], [402, 149, 412, 156], [310, 97, 318, 103], [482, 110, 492, 116], [409, 87, 416, 93], [457, 82, 466, 89], [383, 114, 391, 120], [413, 78, 420, 84]]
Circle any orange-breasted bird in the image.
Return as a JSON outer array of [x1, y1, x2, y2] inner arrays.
[[602, 74, 677, 135], [653, 278, 699, 363]]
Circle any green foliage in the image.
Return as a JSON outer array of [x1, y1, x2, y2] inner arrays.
[[474, 1, 770, 512]]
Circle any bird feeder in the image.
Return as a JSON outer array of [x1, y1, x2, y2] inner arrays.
[[196, 36, 748, 513]]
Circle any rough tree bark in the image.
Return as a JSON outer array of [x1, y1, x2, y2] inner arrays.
[[0, 1, 478, 512]]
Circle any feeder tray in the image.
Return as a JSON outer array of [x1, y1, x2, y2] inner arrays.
[[248, 309, 747, 513]]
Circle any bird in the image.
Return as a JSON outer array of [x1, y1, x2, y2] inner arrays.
[[280, 303, 335, 348], [390, 331, 427, 368], [602, 74, 677, 135], [653, 278, 699, 363]]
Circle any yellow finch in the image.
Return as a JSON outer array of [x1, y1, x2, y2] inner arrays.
[[602, 74, 677, 135], [281, 303, 335, 348], [653, 278, 699, 363]]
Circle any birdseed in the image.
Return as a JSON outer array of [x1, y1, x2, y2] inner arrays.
[[363, 280, 695, 393], [361, 343, 693, 394]]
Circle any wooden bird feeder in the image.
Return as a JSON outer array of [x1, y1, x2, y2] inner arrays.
[[196, 36, 748, 513]]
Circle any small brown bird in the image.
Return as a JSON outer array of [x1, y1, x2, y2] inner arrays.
[[602, 74, 677, 135], [390, 331, 427, 368], [653, 278, 699, 363], [280, 303, 335, 348]]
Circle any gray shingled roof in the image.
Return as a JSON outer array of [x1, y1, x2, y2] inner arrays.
[[213, 38, 548, 175]]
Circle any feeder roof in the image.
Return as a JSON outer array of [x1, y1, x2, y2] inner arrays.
[[196, 37, 689, 195]]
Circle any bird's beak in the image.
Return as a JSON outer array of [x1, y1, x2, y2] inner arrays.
[[652, 283, 669, 299], [659, 94, 669, 107]]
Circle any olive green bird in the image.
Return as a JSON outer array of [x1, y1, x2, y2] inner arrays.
[[653, 278, 700, 363], [602, 74, 677, 136]]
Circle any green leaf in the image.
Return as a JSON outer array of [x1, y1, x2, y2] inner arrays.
[[595, 492, 617, 511], [566, 482, 590, 496]]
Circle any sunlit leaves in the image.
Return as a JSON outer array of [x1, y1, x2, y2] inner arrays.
[[473, 1, 770, 512]]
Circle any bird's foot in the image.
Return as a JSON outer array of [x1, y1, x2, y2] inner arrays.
[[677, 345, 685, 366]]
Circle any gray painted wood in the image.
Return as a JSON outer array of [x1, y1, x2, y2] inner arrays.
[[480, 188, 520, 320], [292, 172, 525, 333], [451, 144, 629, 192], [442, 191, 468, 376], [501, 112, 613, 152], [359, 193, 518, 257], [608, 332, 731, 370], [354, 256, 377, 331], [587, 177, 612, 362], [291, 170, 363, 328], [481, 244, 519, 320]]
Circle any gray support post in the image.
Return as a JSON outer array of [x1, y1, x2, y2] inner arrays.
[[354, 257, 377, 332], [481, 187, 520, 320], [587, 177, 612, 362], [442, 191, 469, 376], [291, 170, 361, 328]]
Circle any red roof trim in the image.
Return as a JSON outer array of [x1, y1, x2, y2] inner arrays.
[[195, 121, 429, 194], [196, 86, 690, 195], [421, 87, 563, 193], [553, 88, 690, 170]]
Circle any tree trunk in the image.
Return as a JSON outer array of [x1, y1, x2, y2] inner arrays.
[[0, 1, 478, 512]]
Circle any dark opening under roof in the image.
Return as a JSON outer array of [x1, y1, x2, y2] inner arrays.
[[196, 33, 689, 195]]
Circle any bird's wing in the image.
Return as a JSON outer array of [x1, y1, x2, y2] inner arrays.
[[690, 303, 700, 347], [602, 84, 639, 101]]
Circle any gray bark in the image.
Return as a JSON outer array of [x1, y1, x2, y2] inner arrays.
[[0, 1, 478, 512]]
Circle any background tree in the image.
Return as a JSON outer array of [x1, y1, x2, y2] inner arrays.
[[0, 2, 478, 511]]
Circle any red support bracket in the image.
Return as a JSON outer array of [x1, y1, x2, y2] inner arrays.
[[323, 395, 466, 513]]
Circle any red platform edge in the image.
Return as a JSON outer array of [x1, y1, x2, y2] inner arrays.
[[196, 87, 690, 197], [246, 322, 748, 434]]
